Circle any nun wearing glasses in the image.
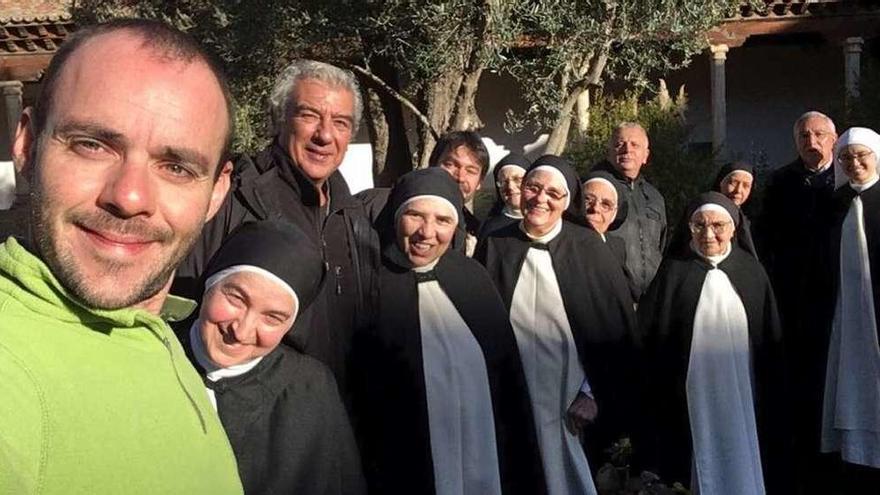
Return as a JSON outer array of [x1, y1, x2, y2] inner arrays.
[[476, 155, 637, 495], [638, 192, 787, 495], [821, 127, 880, 490], [182, 221, 365, 495], [351, 168, 546, 495]]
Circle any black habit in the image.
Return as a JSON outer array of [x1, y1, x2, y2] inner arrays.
[[352, 247, 546, 495], [183, 342, 366, 495], [475, 219, 639, 465], [711, 161, 759, 258], [351, 168, 546, 495], [637, 245, 788, 492], [829, 182, 880, 347], [479, 152, 531, 240]]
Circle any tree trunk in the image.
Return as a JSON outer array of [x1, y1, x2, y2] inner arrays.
[[362, 85, 389, 181], [575, 88, 590, 135], [545, 46, 611, 155], [417, 71, 462, 169], [545, 113, 572, 155], [450, 65, 484, 131], [363, 56, 413, 186]]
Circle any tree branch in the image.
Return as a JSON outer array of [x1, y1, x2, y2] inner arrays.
[[349, 63, 439, 140]]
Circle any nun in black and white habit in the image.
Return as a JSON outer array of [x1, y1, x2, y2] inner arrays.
[[351, 168, 546, 495], [475, 155, 638, 495], [711, 161, 759, 258], [821, 127, 880, 486], [638, 192, 787, 494], [479, 152, 532, 239], [181, 221, 366, 495]]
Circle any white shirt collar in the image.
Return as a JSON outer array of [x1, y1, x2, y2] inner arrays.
[[811, 159, 833, 173], [519, 218, 563, 244], [502, 205, 523, 219], [189, 321, 263, 382], [850, 175, 880, 193], [691, 241, 733, 267]]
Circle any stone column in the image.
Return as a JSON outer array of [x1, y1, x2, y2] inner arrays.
[[844, 37, 863, 100], [1, 81, 23, 144], [0, 81, 25, 198], [710, 44, 729, 153]]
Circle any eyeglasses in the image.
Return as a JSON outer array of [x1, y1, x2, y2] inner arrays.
[[522, 182, 568, 201], [496, 176, 523, 188], [584, 194, 617, 213], [838, 150, 875, 163], [689, 221, 732, 235]]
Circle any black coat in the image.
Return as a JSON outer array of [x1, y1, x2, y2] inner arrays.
[[755, 157, 836, 456], [351, 248, 546, 495], [175, 143, 380, 398], [183, 344, 367, 495], [478, 213, 519, 241], [591, 160, 667, 299], [475, 220, 639, 465], [637, 246, 788, 492]]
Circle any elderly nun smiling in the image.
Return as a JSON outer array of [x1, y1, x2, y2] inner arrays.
[[184, 221, 365, 495], [638, 192, 787, 495], [352, 168, 545, 495], [821, 127, 880, 489], [476, 155, 638, 495]]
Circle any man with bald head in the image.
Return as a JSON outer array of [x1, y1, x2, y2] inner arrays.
[[1, 19, 242, 493], [757, 110, 839, 492], [591, 122, 666, 299]]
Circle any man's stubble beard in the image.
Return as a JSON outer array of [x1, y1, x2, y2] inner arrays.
[[28, 149, 201, 311]]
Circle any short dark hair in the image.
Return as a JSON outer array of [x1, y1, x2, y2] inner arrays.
[[428, 131, 490, 179], [32, 18, 235, 170]]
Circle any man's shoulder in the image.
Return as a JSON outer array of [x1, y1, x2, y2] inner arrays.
[[768, 158, 805, 184], [355, 187, 390, 225]]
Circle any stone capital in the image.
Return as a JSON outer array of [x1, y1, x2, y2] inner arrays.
[[710, 44, 729, 61]]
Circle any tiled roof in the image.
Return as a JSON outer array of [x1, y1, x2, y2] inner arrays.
[[0, 1, 72, 55], [0, 0, 71, 24], [733, 0, 880, 19]]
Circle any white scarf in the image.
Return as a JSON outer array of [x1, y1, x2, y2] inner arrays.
[[686, 244, 766, 495], [821, 180, 880, 468], [509, 219, 597, 495], [416, 260, 502, 495]]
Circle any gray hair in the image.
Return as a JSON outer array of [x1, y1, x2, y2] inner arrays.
[[792, 111, 836, 141], [268, 59, 363, 136], [608, 122, 649, 147]]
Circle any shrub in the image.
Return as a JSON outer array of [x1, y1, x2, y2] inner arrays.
[[564, 84, 717, 230]]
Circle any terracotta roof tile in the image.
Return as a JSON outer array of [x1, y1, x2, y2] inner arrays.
[[0, 0, 71, 24]]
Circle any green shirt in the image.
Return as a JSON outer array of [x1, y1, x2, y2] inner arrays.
[[0, 237, 243, 494]]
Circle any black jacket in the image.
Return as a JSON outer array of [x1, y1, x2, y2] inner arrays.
[[591, 160, 667, 299], [175, 143, 380, 398]]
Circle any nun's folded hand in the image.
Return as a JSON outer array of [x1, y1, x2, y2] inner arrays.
[[565, 392, 598, 436]]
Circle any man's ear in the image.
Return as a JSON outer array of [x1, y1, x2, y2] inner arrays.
[[205, 160, 233, 222], [12, 107, 36, 177]]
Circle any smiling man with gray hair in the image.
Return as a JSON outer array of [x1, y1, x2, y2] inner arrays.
[[177, 60, 378, 403]]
